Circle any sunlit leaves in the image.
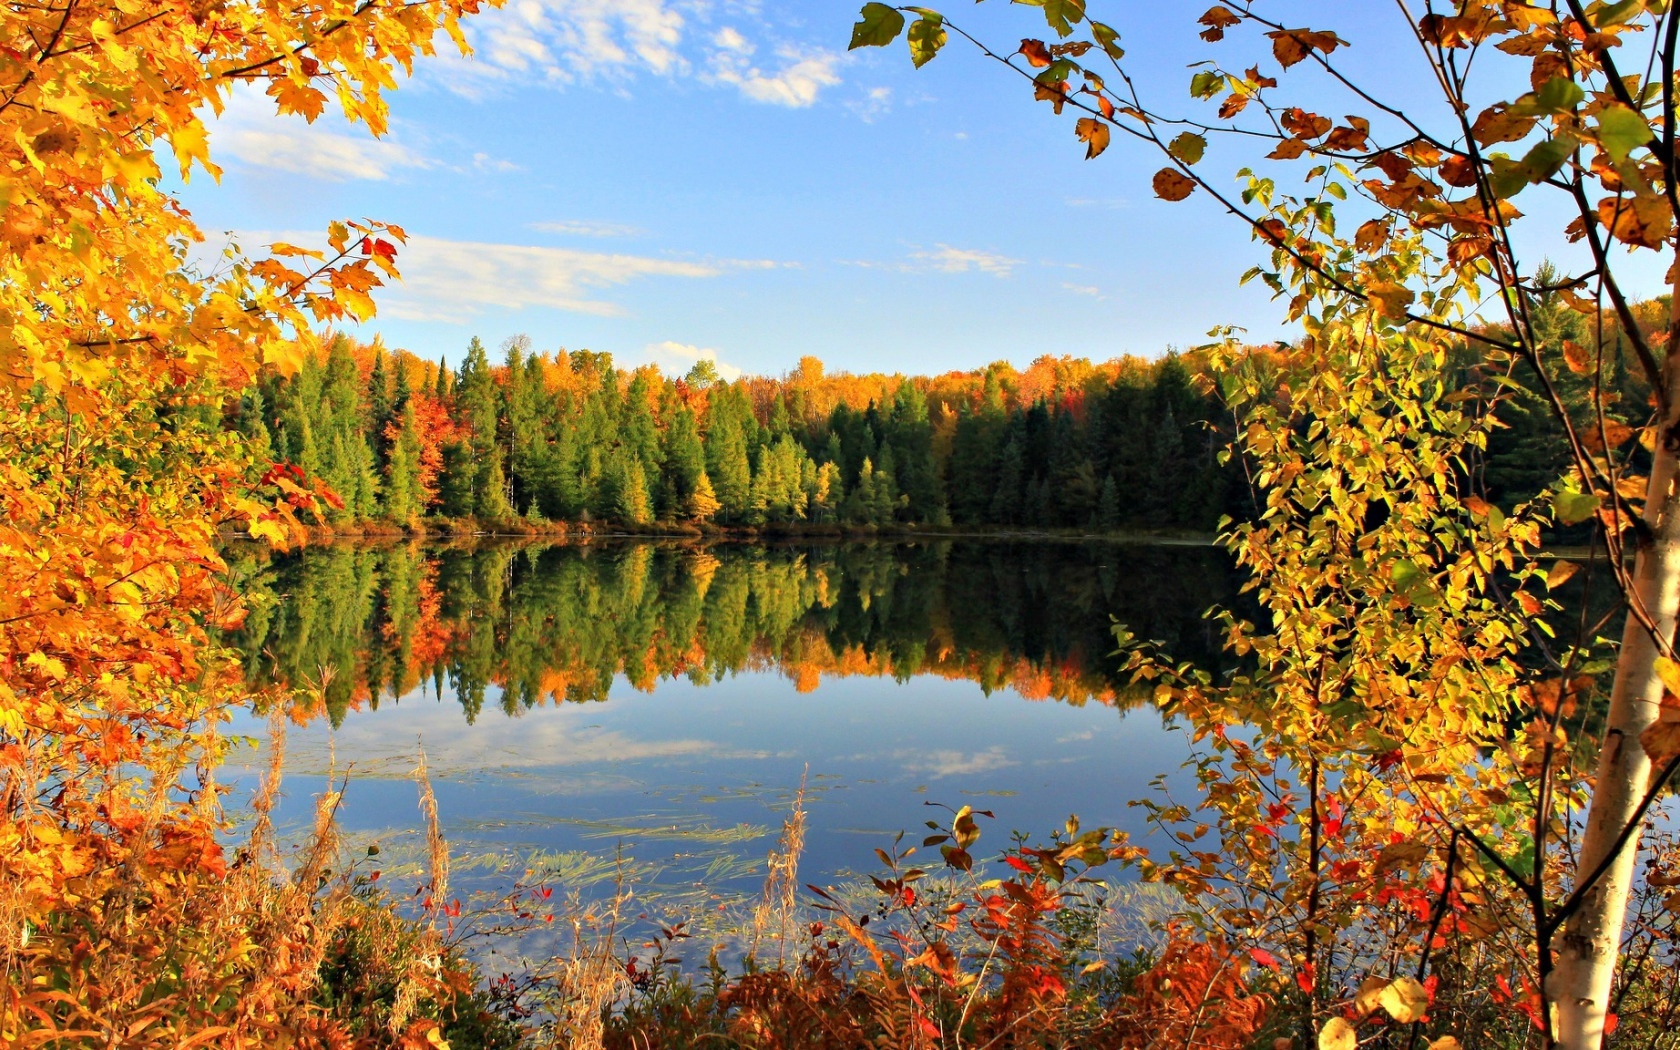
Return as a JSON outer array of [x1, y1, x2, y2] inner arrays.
[[1090, 20, 1124, 59], [1168, 132, 1206, 166], [1318, 1017, 1358, 1050], [1075, 117, 1110, 159], [849, 3, 906, 49], [907, 12, 947, 67], [1378, 976, 1431, 1022], [1553, 486, 1602, 524], [1597, 193, 1673, 249], [1190, 70, 1224, 99], [1595, 104, 1653, 162], [1199, 6, 1242, 42], [1153, 168, 1197, 200], [1268, 28, 1344, 69]]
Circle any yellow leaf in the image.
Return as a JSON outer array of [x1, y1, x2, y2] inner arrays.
[[1318, 1017, 1357, 1050], [1353, 975, 1388, 1016], [1379, 976, 1430, 1023], [170, 122, 221, 183], [1076, 117, 1111, 159], [1654, 656, 1680, 698]]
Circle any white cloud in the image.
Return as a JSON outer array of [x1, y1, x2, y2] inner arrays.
[[473, 151, 522, 173], [439, 3, 843, 108], [1063, 283, 1106, 300], [206, 91, 435, 181], [244, 229, 781, 322], [531, 219, 647, 238], [219, 125, 433, 181], [644, 340, 743, 381], [708, 42, 842, 108], [910, 245, 1021, 277], [846, 246, 1022, 278], [847, 85, 893, 123], [381, 236, 780, 321], [442, 0, 690, 94]]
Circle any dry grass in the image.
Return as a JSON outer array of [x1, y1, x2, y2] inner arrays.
[[751, 769, 809, 968]]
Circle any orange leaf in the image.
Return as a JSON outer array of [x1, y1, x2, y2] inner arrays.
[[1153, 168, 1196, 201]]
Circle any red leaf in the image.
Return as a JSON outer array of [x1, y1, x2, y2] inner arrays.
[[1249, 948, 1281, 971]]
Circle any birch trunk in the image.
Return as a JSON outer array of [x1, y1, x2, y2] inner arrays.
[[1552, 288, 1680, 1050]]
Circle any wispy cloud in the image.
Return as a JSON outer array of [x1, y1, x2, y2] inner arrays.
[[437, 2, 845, 108], [643, 340, 743, 381], [208, 90, 522, 182], [382, 236, 780, 321], [1063, 283, 1106, 300], [220, 125, 432, 181], [847, 86, 893, 123], [245, 229, 782, 322], [847, 244, 1022, 278], [531, 219, 647, 238], [704, 27, 842, 108], [910, 245, 1020, 277]]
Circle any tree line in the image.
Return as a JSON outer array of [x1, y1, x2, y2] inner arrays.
[[237, 337, 1241, 534], [234, 283, 1664, 540]]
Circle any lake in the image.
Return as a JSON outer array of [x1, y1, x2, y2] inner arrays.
[[221, 538, 1238, 948]]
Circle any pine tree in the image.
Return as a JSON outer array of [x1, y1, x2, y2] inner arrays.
[[1097, 474, 1120, 532], [616, 460, 653, 526], [384, 401, 423, 523], [477, 453, 514, 521], [368, 347, 392, 468], [687, 470, 722, 521]]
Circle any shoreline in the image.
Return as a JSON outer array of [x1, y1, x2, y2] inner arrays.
[[223, 518, 1221, 548]]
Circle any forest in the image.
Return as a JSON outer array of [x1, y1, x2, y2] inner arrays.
[[233, 282, 1661, 538], [14, 0, 1680, 1048]]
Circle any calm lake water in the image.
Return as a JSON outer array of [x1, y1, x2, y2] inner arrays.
[[222, 538, 1237, 937]]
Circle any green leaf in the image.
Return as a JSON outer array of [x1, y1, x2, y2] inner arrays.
[[850, 2, 906, 49], [1595, 0, 1647, 28], [1520, 135, 1574, 183], [1533, 76, 1584, 114], [1037, 0, 1087, 38], [1168, 131, 1207, 165], [1596, 104, 1653, 162], [1090, 20, 1124, 59], [1553, 487, 1601, 524], [907, 16, 947, 67], [1190, 70, 1223, 99]]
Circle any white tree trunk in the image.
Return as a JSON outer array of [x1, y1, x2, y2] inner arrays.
[[1552, 290, 1680, 1050]]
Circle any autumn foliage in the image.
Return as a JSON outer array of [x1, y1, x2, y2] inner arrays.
[[0, 0, 503, 1044]]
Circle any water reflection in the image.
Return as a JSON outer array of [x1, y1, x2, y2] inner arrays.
[[223, 539, 1237, 927], [229, 538, 1237, 722]]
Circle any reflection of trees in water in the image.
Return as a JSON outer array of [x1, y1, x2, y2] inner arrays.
[[228, 540, 1239, 727]]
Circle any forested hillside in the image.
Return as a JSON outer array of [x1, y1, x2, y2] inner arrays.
[[240, 336, 1240, 533]]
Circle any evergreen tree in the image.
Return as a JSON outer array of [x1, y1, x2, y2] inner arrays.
[[1096, 474, 1120, 532], [687, 470, 722, 522], [368, 347, 392, 468]]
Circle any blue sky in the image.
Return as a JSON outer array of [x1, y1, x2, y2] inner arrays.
[[179, 1, 1665, 378]]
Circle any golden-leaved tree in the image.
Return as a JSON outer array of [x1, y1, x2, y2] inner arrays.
[[856, 2, 1680, 1048], [0, 0, 490, 1042]]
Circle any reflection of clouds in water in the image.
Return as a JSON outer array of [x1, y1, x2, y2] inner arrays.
[[230, 702, 778, 780], [895, 747, 1016, 778]]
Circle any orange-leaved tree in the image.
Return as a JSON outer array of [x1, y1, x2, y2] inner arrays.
[[0, 0, 490, 1042], [855, 2, 1680, 1048]]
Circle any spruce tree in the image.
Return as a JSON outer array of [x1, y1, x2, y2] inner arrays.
[[1097, 474, 1120, 532]]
